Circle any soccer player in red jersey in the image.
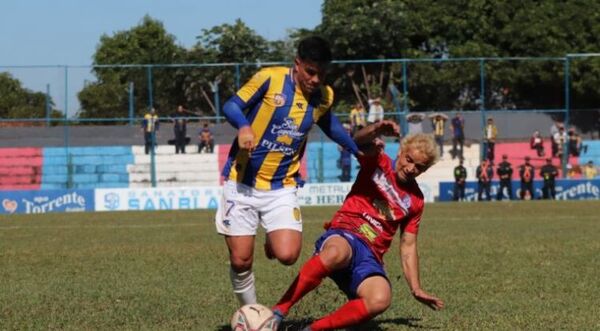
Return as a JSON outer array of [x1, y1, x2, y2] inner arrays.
[[272, 120, 445, 331]]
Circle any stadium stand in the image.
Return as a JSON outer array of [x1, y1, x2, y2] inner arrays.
[[129, 145, 219, 187], [42, 146, 133, 189], [0, 147, 43, 190]]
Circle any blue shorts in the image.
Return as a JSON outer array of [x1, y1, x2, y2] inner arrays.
[[314, 229, 388, 299]]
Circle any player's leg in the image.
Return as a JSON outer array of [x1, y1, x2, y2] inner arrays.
[[225, 235, 257, 305], [308, 276, 391, 331], [273, 232, 352, 317], [260, 187, 304, 265], [215, 181, 261, 305], [307, 237, 388, 331]]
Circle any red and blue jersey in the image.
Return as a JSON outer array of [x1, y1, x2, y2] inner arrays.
[[328, 152, 424, 262]]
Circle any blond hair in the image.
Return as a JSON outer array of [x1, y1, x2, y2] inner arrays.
[[400, 133, 439, 167]]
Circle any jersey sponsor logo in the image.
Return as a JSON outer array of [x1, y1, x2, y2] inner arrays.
[[361, 212, 383, 231], [260, 139, 295, 156], [358, 223, 378, 242], [270, 117, 304, 140], [372, 168, 409, 217], [274, 93, 286, 106]]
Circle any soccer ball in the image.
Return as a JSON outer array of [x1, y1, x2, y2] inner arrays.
[[230, 303, 278, 331]]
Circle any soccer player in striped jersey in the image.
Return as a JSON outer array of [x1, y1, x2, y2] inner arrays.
[[272, 120, 444, 331], [215, 36, 359, 306]]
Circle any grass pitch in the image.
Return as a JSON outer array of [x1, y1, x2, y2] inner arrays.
[[1, 200, 599, 330]]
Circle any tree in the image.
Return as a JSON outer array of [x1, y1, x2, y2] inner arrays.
[[0, 72, 61, 122], [315, 0, 600, 132], [78, 15, 186, 119], [183, 19, 295, 117]]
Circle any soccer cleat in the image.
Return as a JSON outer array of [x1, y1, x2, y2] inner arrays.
[[271, 308, 285, 327]]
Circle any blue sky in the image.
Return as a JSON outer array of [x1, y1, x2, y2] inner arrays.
[[0, 0, 323, 116]]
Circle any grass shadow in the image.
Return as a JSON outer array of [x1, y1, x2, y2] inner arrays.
[[216, 317, 435, 331]]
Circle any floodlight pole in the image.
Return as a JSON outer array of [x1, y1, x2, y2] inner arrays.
[[479, 58, 486, 161], [562, 56, 571, 178]]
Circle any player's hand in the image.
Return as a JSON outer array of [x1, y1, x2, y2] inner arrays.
[[238, 125, 256, 151], [412, 289, 444, 310], [374, 120, 400, 137]]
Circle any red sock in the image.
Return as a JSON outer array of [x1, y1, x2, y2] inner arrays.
[[310, 299, 371, 331], [273, 255, 330, 315]]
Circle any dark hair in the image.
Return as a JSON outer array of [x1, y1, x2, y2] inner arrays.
[[297, 36, 332, 64]]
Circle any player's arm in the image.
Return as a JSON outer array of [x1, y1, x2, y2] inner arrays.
[[222, 70, 270, 150], [353, 120, 400, 155], [317, 111, 360, 156], [400, 231, 444, 310]]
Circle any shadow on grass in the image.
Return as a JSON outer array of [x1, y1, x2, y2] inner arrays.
[[216, 317, 435, 330]]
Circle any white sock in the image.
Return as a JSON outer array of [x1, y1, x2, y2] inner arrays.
[[230, 268, 257, 305]]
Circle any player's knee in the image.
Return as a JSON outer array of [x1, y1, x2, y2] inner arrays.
[[364, 292, 391, 315], [230, 256, 253, 272], [275, 250, 300, 265]]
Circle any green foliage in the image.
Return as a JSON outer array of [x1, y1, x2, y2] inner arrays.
[[0, 72, 61, 120], [57, 4, 600, 131], [78, 15, 186, 119], [1, 201, 599, 330]]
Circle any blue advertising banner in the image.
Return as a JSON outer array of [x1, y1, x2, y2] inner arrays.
[[0, 189, 95, 214], [439, 179, 600, 201]]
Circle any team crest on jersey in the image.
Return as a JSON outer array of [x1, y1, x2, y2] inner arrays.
[[274, 93, 286, 106], [293, 207, 302, 222], [399, 195, 411, 211]]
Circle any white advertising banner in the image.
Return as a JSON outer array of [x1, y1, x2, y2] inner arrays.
[[95, 186, 222, 211], [94, 182, 435, 212], [298, 181, 435, 206]]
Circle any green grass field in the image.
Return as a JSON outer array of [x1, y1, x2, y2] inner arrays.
[[1, 201, 599, 330]]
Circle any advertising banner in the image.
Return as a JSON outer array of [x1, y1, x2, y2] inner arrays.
[[298, 181, 435, 206], [0, 189, 94, 214], [94, 186, 222, 211], [438, 179, 600, 201]]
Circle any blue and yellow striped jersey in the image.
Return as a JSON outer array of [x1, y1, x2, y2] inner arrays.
[[222, 66, 335, 190]]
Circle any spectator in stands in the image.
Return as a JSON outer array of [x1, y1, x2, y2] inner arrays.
[[483, 117, 498, 161], [450, 112, 465, 160], [172, 105, 188, 154], [198, 122, 215, 153], [141, 107, 159, 155], [338, 123, 353, 182], [349, 102, 367, 135], [519, 156, 535, 200], [496, 154, 513, 200], [476, 158, 493, 201], [430, 113, 448, 157], [453, 157, 467, 201], [407, 113, 425, 134], [530, 130, 545, 157], [552, 126, 567, 159], [540, 158, 559, 200], [567, 128, 583, 157], [367, 97, 384, 123], [583, 160, 597, 179]]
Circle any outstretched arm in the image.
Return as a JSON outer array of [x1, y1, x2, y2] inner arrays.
[[400, 232, 444, 310], [353, 120, 400, 155]]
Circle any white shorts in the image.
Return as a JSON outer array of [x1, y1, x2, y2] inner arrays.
[[215, 181, 303, 236]]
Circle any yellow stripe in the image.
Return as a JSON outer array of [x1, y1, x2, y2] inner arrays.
[[312, 86, 334, 122], [283, 139, 306, 186], [256, 89, 306, 190]]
